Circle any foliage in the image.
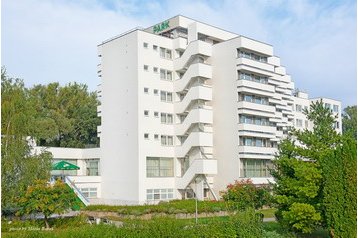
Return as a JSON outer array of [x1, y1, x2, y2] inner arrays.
[[3, 209, 267, 238], [342, 105, 357, 139], [282, 203, 321, 234], [322, 136, 357, 238], [85, 199, 228, 215], [29, 82, 100, 148], [17, 180, 81, 228], [272, 100, 357, 236], [1, 68, 52, 212], [222, 179, 272, 211]]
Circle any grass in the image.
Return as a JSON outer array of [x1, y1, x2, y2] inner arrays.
[[259, 208, 276, 218]]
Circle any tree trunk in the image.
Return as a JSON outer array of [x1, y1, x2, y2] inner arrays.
[[44, 215, 50, 228], [329, 228, 335, 238]]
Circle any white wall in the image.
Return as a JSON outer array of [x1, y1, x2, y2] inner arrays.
[[99, 30, 140, 203]]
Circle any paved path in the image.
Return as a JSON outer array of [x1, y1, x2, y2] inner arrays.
[[263, 217, 276, 222]]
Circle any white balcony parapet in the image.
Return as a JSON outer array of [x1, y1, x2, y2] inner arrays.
[[176, 109, 213, 135], [175, 86, 212, 114], [174, 63, 212, 92], [176, 159, 217, 189], [174, 40, 212, 71], [176, 132, 213, 158]]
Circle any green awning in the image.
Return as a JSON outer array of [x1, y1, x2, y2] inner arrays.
[[52, 161, 80, 170]]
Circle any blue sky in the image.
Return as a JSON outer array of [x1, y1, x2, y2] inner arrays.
[[2, 0, 357, 107]]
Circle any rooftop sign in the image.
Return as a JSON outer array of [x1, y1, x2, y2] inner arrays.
[[153, 20, 170, 33]]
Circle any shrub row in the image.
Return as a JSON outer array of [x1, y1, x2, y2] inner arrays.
[[84, 199, 228, 215], [3, 209, 292, 238]]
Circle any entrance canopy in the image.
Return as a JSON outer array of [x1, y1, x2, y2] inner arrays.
[[52, 160, 80, 170]]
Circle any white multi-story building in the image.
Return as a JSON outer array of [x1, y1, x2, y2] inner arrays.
[[37, 15, 342, 205]]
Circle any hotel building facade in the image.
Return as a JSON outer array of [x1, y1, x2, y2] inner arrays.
[[37, 16, 341, 205]]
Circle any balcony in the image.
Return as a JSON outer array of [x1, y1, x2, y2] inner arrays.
[[238, 101, 275, 114], [238, 124, 276, 138], [238, 146, 277, 156], [237, 57, 274, 72], [173, 37, 188, 50], [237, 80, 275, 97], [174, 63, 212, 92], [174, 40, 212, 71], [175, 86, 212, 114], [176, 159, 217, 189], [175, 109, 213, 136], [176, 132, 213, 158]]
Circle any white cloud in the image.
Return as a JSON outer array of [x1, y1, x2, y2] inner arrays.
[[2, 0, 356, 106]]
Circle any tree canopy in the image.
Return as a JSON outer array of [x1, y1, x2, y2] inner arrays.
[[271, 100, 357, 237], [342, 105, 357, 139]]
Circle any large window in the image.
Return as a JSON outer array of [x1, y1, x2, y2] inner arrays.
[[160, 91, 173, 102], [160, 113, 173, 124], [86, 159, 100, 176], [146, 188, 174, 200], [237, 49, 268, 63], [241, 159, 272, 177], [239, 137, 276, 148], [239, 115, 271, 126], [146, 157, 174, 177], [238, 93, 268, 105], [160, 135, 174, 146], [333, 105, 339, 112], [238, 71, 268, 84]]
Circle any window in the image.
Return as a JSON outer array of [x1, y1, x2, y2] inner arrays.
[[154, 112, 159, 117], [237, 49, 268, 63], [160, 135, 174, 146], [167, 136, 173, 146], [143, 42, 148, 48], [86, 159, 99, 176], [333, 105, 339, 112], [160, 47, 166, 58], [239, 93, 268, 105], [325, 103, 331, 109], [295, 104, 302, 112], [146, 188, 174, 201], [153, 67, 158, 73], [159, 47, 172, 59], [80, 188, 98, 198], [160, 69, 172, 80], [153, 45, 158, 50], [335, 121, 340, 129], [144, 87, 149, 93], [160, 69, 166, 79], [239, 137, 274, 148], [144, 133, 149, 139], [144, 110, 149, 116], [238, 71, 268, 84], [167, 93, 172, 102], [296, 119, 303, 127], [153, 89, 158, 95], [167, 114, 173, 124], [144, 65, 149, 71], [241, 159, 272, 177], [160, 91, 173, 103], [154, 134, 159, 140], [161, 113, 166, 123], [146, 157, 174, 177]]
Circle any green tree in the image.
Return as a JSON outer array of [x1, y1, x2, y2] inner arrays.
[[342, 105, 357, 139], [29, 82, 100, 148], [1, 68, 52, 212], [17, 179, 81, 228], [322, 136, 357, 238], [271, 100, 340, 234]]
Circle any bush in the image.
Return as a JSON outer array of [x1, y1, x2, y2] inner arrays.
[[222, 179, 272, 211], [282, 203, 321, 234]]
